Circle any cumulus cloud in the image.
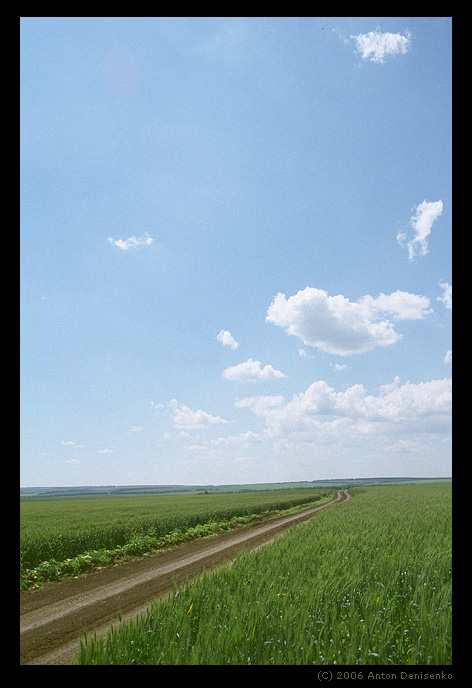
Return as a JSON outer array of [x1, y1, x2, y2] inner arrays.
[[238, 377, 452, 440], [397, 200, 443, 260], [266, 287, 431, 356], [359, 290, 433, 321], [352, 29, 411, 63], [222, 358, 287, 382], [216, 329, 239, 349], [108, 232, 154, 250], [169, 399, 230, 430]]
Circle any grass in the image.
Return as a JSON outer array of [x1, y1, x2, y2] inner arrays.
[[20, 488, 333, 589], [76, 483, 452, 666]]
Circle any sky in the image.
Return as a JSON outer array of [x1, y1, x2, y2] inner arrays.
[[20, 17, 452, 487]]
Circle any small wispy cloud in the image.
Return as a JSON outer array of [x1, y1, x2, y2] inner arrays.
[[61, 440, 84, 448], [108, 232, 154, 250], [216, 329, 240, 350], [351, 29, 411, 63], [222, 358, 287, 382], [397, 200, 443, 260], [437, 281, 452, 310], [169, 399, 231, 430]]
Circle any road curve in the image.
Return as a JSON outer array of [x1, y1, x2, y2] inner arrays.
[[20, 490, 351, 665]]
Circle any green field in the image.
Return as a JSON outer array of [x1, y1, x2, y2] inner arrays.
[[77, 483, 452, 666], [20, 487, 333, 588]]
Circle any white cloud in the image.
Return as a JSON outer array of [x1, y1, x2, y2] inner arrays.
[[397, 200, 443, 260], [61, 440, 84, 448], [216, 329, 239, 349], [359, 290, 433, 320], [352, 29, 411, 63], [169, 399, 230, 430], [299, 348, 315, 359], [437, 281, 452, 310], [108, 232, 154, 250], [444, 350, 452, 363], [266, 287, 431, 356], [210, 431, 262, 447], [222, 358, 287, 382], [238, 377, 452, 441], [184, 431, 262, 451], [235, 395, 285, 415]]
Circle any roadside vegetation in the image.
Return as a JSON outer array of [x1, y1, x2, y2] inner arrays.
[[20, 488, 333, 590], [77, 483, 452, 666]]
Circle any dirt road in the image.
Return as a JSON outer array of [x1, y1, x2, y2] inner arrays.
[[20, 490, 351, 665]]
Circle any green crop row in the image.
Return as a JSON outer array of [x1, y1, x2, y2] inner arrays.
[[20, 513, 256, 589], [20, 488, 333, 587], [77, 483, 452, 666]]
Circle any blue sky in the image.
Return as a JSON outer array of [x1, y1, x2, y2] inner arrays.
[[20, 17, 452, 487]]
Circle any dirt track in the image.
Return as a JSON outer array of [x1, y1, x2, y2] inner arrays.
[[20, 490, 351, 665]]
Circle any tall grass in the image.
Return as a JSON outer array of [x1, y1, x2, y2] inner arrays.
[[77, 483, 452, 666]]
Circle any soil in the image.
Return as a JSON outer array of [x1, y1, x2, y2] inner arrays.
[[20, 490, 351, 665]]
